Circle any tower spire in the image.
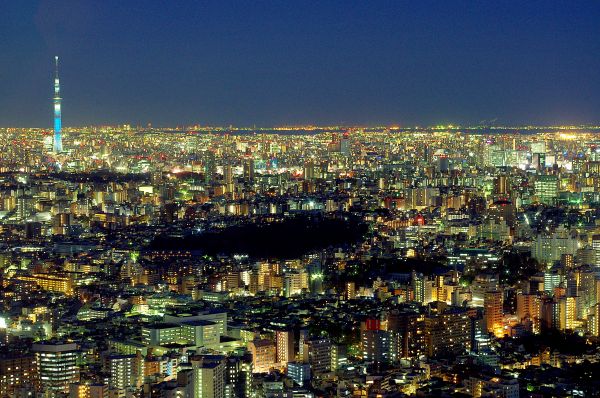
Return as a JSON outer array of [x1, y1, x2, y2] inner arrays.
[[53, 56, 63, 153]]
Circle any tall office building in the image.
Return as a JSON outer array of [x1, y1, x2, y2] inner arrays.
[[423, 309, 471, 357], [275, 330, 295, 364], [386, 310, 426, 360], [592, 235, 600, 266], [590, 304, 600, 337], [340, 132, 351, 155], [532, 228, 579, 265], [287, 362, 311, 387], [106, 354, 139, 394], [243, 158, 255, 182], [302, 338, 332, 375], [361, 328, 392, 365], [223, 164, 234, 185], [493, 175, 508, 195], [485, 290, 504, 337], [534, 175, 558, 205], [224, 356, 250, 398], [203, 151, 217, 184], [283, 272, 308, 297], [33, 342, 79, 395], [53, 56, 63, 153], [558, 296, 577, 331], [191, 355, 226, 398]]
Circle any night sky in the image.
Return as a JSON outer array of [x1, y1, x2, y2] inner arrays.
[[2, 1, 600, 127]]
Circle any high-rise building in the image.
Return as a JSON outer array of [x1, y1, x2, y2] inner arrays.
[[287, 362, 311, 387], [543, 268, 564, 294], [106, 354, 139, 394], [303, 161, 315, 181], [361, 327, 392, 365], [411, 271, 425, 303], [493, 175, 508, 195], [590, 304, 600, 337], [423, 309, 471, 357], [248, 339, 276, 374], [302, 338, 331, 375], [532, 228, 579, 265], [53, 56, 63, 153], [534, 175, 558, 205], [191, 355, 226, 398], [516, 293, 541, 333], [224, 356, 250, 398], [204, 151, 217, 184], [331, 344, 347, 371], [340, 132, 351, 155], [33, 342, 79, 395], [243, 158, 255, 182], [484, 290, 504, 337], [0, 353, 38, 396], [592, 235, 600, 267], [283, 272, 308, 297], [275, 330, 295, 364], [16, 193, 35, 222], [223, 164, 234, 185], [557, 296, 577, 331], [386, 310, 426, 360], [298, 329, 309, 359]]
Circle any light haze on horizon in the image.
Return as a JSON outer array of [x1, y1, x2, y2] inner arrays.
[[2, 1, 600, 127]]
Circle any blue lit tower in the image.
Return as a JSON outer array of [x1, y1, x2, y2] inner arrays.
[[53, 56, 63, 153]]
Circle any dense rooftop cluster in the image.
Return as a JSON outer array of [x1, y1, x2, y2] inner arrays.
[[1, 126, 600, 397]]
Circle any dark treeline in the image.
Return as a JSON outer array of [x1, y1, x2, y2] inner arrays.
[[150, 214, 367, 260], [46, 171, 150, 183]]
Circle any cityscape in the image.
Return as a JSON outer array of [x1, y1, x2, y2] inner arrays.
[[2, 2, 600, 398]]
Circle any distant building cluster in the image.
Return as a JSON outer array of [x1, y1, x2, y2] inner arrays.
[[1, 125, 600, 397]]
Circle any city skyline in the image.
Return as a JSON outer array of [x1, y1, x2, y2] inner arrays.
[[4, 2, 600, 397]]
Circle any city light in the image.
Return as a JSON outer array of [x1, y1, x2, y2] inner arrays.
[[0, 2, 598, 396]]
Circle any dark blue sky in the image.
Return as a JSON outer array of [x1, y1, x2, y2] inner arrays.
[[2, 1, 600, 127]]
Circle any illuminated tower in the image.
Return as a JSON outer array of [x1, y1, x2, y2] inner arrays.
[[53, 56, 63, 153]]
